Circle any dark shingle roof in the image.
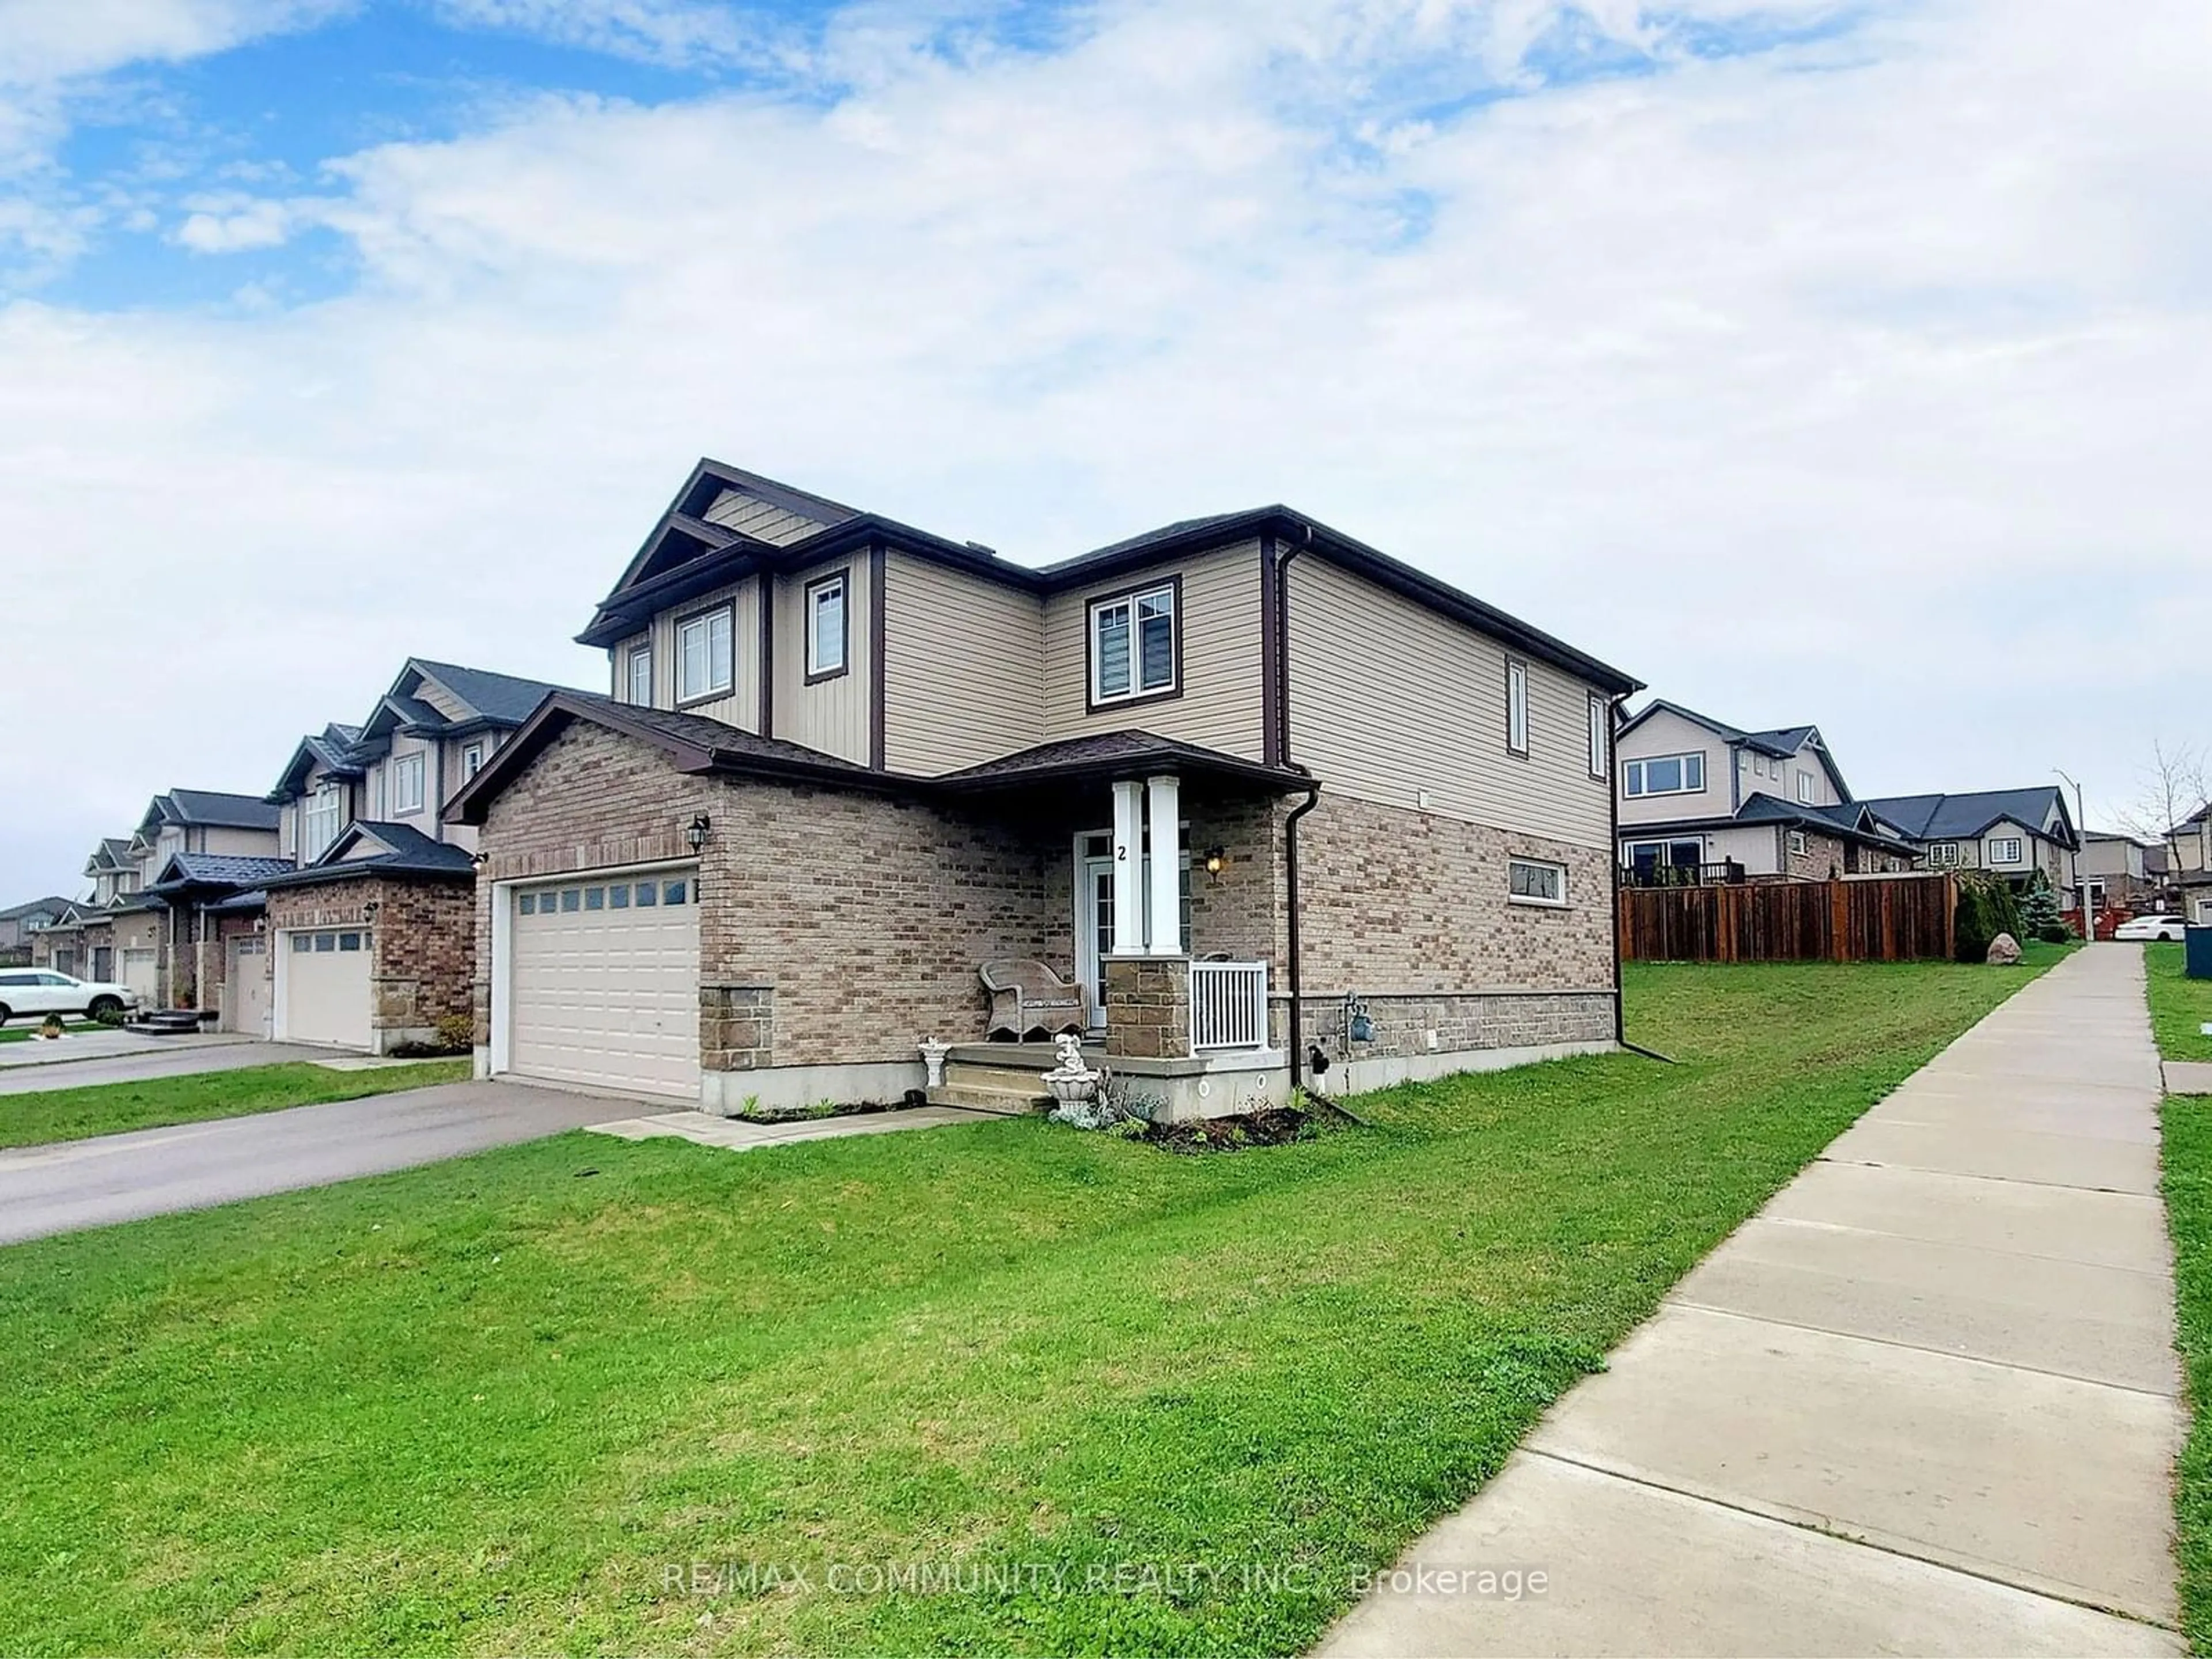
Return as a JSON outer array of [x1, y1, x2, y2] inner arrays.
[[1729, 796, 1910, 852], [0, 895, 70, 922], [165, 790, 282, 831], [263, 821, 477, 888], [1859, 787, 2071, 844], [411, 662, 564, 726], [934, 730, 1307, 792], [149, 854, 298, 891], [1043, 512, 1256, 570]]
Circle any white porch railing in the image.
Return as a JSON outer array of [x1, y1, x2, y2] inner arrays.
[[1190, 960, 1270, 1051]]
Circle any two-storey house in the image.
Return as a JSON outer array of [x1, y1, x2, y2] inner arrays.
[[2169, 803, 2212, 923], [251, 660, 563, 1050], [133, 789, 291, 1013], [446, 460, 1642, 1119], [0, 897, 70, 966], [1613, 701, 1914, 882], [1858, 789, 2080, 894]]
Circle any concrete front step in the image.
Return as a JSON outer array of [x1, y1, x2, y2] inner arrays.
[[927, 1084, 1050, 1116]]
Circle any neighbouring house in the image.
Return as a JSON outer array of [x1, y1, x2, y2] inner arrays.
[[2078, 831, 2164, 913], [35, 836, 164, 991], [1858, 787, 2081, 894], [1613, 700, 1916, 884], [2171, 803, 2212, 924], [0, 896, 70, 965], [252, 660, 563, 1050], [445, 459, 1642, 1119]]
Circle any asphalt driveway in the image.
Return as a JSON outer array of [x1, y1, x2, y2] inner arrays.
[[0, 1034, 334, 1093], [0, 1081, 628, 1245]]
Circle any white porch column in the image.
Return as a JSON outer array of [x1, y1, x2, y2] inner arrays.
[[1145, 772, 1182, 956], [1109, 779, 1145, 956]]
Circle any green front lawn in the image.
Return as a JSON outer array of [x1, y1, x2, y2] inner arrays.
[[0, 960, 2056, 1656], [0, 1059, 472, 1150], [2151, 942, 2212, 1062], [0, 1019, 102, 1043], [2166, 1097, 2212, 1653]]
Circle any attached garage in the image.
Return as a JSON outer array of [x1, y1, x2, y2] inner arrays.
[[120, 948, 158, 1006], [225, 935, 271, 1037], [277, 927, 373, 1048], [503, 867, 700, 1100]]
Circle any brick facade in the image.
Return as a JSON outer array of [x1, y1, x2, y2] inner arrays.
[[266, 873, 474, 1051], [1780, 828, 1849, 882], [471, 721, 1621, 1101]]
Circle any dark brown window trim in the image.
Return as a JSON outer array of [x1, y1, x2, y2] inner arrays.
[[1084, 572, 1184, 717], [802, 565, 853, 685], [757, 584, 774, 736], [869, 547, 887, 770], [1504, 656, 1531, 760], [672, 599, 737, 709]]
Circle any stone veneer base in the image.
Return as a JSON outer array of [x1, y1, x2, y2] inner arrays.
[[1324, 1039, 1617, 1098]]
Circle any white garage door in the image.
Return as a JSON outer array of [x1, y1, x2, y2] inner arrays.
[[279, 927, 373, 1048], [120, 948, 158, 1006], [507, 868, 700, 1100]]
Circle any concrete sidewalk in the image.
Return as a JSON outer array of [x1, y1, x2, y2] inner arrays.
[[1321, 946, 2183, 1657]]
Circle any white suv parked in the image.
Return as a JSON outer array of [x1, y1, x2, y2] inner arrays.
[[0, 969, 139, 1025]]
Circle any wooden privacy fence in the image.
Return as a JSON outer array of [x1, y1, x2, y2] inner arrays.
[[1619, 873, 1959, 964]]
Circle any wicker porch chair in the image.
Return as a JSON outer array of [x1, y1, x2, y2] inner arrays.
[[979, 959, 1090, 1041]]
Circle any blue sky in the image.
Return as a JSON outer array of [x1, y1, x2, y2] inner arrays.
[[1, 0, 2207, 897]]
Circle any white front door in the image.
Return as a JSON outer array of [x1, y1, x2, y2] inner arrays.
[[1074, 839, 1116, 1030], [226, 937, 271, 1037]]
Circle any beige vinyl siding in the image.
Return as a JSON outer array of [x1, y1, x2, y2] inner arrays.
[[384, 734, 439, 824], [413, 676, 470, 722], [880, 552, 1046, 774], [277, 801, 300, 861], [1040, 540, 1266, 759], [1615, 706, 1728, 828], [771, 556, 871, 764], [1287, 556, 1612, 847], [201, 825, 278, 857], [628, 579, 762, 731], [702, 487, 829, 547]]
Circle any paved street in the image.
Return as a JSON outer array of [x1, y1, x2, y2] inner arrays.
[[0, 1035, 334, 1093], [0, 1081, 625, 1244], [1321, 945, 2182, 1657]]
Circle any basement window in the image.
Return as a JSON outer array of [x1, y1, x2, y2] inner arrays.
[[1508, 858, 1567, 907]]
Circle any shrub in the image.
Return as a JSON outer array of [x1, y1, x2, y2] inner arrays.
[[434, 1013, 475, 1051], [1954, 871, 2025, 963]]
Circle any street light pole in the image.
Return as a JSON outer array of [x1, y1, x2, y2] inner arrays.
[[2056, 767, 2093, 941]]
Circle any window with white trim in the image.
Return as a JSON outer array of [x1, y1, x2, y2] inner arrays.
[[1506, 660, 1529, 756], [1508, 857, 1567, 906], [1788, 830, 1809, 857], [1796, 770, 1817, 805], [677, 604, 734, 702], [806, 571, 848, 678], [1089, 582, 1176, 703], [1928, 841, 1961, 868], [1987, 835, 2024, 865], [1624, 753, 1706, 797], [391, 752, 426, 816], [302, 783, 345, 861], [626, 643, 652, 707], [1587, 694, 1609, 779], [461, 742, 485, 780]]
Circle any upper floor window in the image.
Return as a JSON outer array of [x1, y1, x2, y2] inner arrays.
[[1796, 770, 1816, 804], [1624, 753, 1705, 798], [806, 570, 849, 680], [462, 742, 486, 781], [1089, 581, 1177, 706], [1928, 842, 1961, 868], [1505, 660, 1529, 756], [677, 604, 734, 703], [1587, 694, 1609, 780], [303, 783, 345, 861], [626, 643, 652, 707], [1987, 835, 2024, 865], [391, 753, 426, 816]]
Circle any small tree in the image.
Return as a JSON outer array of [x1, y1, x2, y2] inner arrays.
[[2116, 738, 2210, 904], [2018, 873, 2069, 944]]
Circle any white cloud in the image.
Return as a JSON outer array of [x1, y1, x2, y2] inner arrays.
[[174, 193, 302, 251], [1, 0, 2209, 895]]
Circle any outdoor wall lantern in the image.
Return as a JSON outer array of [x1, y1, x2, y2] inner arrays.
[[1202, 846, 1228, 881], [362, 900, 381, 923], [253, 916, 266, 934], [471, 850, 489, 870], [686, 815, 712, 854]]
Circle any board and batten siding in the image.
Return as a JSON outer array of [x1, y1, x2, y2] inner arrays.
[[880, 552, 1046, 774], [1287, 556, 1612, 849], [770, 555, 872, 766], [1615, 706, 1730, 828], [1039, 539, 1267, 760], [701, 486, 830, 547], [611, 578, 763, 733]]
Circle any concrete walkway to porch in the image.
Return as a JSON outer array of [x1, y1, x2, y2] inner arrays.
[[1319, 945, 2183, 1657], [585, 1104, 994, 1151]]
